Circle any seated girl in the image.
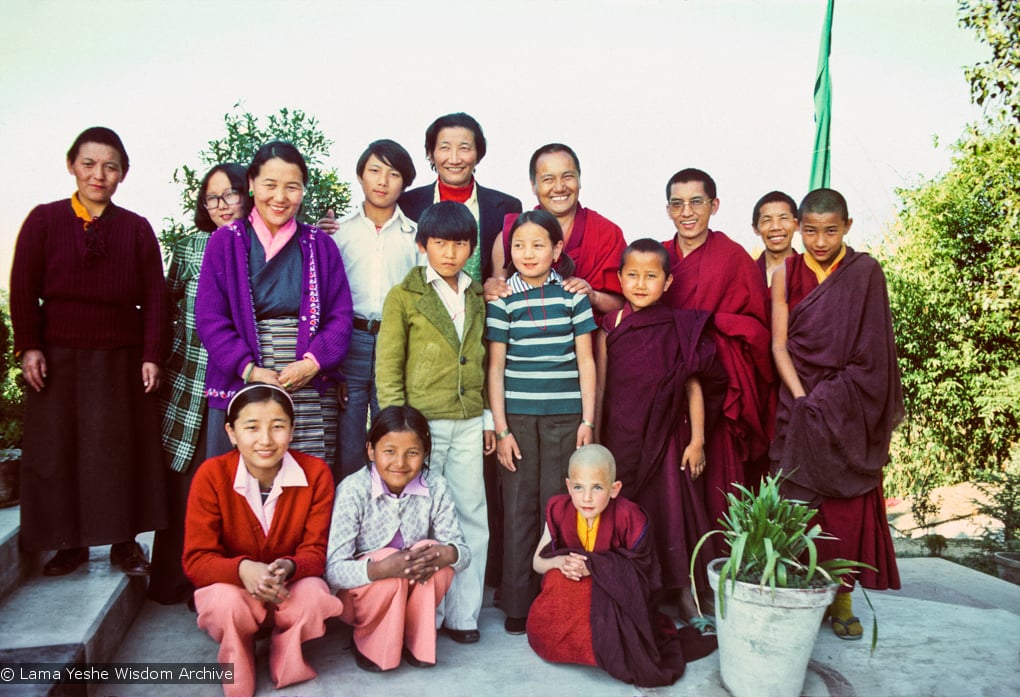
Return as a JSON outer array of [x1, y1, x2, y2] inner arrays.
[[325, 405, 470, 671], [183, 383, 342, 697]]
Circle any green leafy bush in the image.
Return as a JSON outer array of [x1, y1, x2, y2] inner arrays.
[[882, 126, 1020, 494], [159, 104, 351, 254]]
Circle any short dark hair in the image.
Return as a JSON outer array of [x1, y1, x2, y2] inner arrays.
[[528, 143, 580, 184], [620, 238, 670, 275], [665, 168, 716, 201], [356, 139, 416, 190], [226, 383, 295, 426], [799, 188, 849, 222], [424, 113, 487, 163], [752, 191, 798, 228], [194, 163, 251, 233], [247, 141, 309, 185], [67, 126, 130, 175], [368, 405, 433, 468], [415, 201, 478, 251]]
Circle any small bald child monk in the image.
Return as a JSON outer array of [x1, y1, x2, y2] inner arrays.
[[525, 445, 716, 686]]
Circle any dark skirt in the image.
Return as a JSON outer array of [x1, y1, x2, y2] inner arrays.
[[19, 346, 168, 551]]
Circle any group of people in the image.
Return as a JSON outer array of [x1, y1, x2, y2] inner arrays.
[[9, 113, 904, 694]]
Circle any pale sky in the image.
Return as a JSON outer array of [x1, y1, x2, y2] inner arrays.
[[0, 0, 986, 287]]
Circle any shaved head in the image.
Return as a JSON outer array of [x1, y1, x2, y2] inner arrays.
[[568, 444, 617, 482]]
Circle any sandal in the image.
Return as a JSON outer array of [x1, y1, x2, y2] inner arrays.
[[687, 615, 717, 636], [830, 615, 863, 641]]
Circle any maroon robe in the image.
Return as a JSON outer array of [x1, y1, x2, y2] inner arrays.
[[527, 495, 716, 686], [771, 250, 902, 591], [600, 304, 728, 590], [661, 231, 774, 527]]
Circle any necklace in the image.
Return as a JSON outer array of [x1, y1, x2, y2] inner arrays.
[[524, 284, 548, 331]]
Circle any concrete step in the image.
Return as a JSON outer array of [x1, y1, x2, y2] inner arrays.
[[0, 532, 148, 697], [0, 506, 39, 602]]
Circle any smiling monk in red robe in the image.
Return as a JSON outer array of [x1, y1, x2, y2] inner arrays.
[[659, 168, 774, 529]]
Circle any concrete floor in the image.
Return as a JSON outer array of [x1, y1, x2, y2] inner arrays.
[[97, 556, 1020, 697]]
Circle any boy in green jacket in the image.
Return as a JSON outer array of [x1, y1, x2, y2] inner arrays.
[[377, 201, 496, 643]]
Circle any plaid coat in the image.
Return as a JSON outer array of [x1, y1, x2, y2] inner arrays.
[[159, 232, 210, 473]]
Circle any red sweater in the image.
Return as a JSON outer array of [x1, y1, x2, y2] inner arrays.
[[9, 199, 166, 363], [183, 450, 335, 588]]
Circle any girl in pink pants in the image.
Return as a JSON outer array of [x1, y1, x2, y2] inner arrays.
[[184, 384, 343, 696], [326, 405, 471, 671]]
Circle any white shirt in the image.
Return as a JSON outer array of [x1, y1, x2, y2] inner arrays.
[[332, 203, 419, 320], [424, 263, 471, 340], [232, 452, 308, 535]]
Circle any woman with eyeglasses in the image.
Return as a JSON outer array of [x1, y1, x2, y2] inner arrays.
[[195, 141, 353, 470], [9, 126, 168, 578], [149, 163, 251, 605]]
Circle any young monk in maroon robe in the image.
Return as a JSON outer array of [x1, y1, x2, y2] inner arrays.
[[771, 188, 903, 641], [660, 168, 774, 526], [526, 445, 716, 686], [595, 239, 727, 623]]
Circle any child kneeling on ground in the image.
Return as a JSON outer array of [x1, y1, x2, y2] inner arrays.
[[527, 444, 716, 687], [326, 405, 470, 671]]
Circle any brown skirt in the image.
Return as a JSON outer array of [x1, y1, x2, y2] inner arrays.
[[20, 346, 167, 551]]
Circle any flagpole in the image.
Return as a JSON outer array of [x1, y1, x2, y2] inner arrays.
[[810, 0, 834, 189]]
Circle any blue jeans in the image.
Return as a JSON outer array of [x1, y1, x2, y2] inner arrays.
[[336, 328, 379, 480]]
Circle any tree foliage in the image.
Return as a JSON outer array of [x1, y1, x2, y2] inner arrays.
[[159, 104, 351, 254], [882, 126, 1020, 493], [959, 0, 1020, 127]]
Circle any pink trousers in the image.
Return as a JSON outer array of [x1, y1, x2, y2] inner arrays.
[[195, 576, 344, 697], [339, 542, 454, 670]]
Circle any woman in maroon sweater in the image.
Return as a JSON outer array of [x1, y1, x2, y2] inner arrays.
[[9, 126, 167, 577]]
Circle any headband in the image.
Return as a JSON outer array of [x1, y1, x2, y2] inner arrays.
[[226, 382, 295, 415]]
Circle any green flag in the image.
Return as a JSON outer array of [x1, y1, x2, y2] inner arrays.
[[810, 0, 834, 189]]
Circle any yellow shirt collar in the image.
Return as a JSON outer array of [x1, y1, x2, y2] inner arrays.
[[803, 244, 846, 284]]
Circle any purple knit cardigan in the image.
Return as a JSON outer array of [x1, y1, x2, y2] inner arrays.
[[195, 218, 353, 409]]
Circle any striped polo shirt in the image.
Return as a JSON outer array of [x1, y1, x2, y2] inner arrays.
[[486, 271, 597, 416]]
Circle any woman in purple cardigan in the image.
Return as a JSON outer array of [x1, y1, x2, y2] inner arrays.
[[196, 141, 353, 469]]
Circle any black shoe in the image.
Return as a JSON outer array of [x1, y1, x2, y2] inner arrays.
[[351, 643, 383, 672], [402, 647, 435, 668], [43, 548, 88, 576], [110, 541, 151, 577], [504, 616, 528, 635], [443, 626, 480, 644]]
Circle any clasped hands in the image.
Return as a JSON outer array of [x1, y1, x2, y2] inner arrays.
[[239, 558, 295, 605], [368, 543, 456, 585], [554, 552, 590, 582], [248, 358, 317, 393]]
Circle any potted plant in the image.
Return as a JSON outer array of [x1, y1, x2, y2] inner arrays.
[[690, 473, 874, 697], [973, 449, 1020, 585]]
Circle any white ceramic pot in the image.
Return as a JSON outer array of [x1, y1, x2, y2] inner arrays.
[[708, 557, 838, 697]]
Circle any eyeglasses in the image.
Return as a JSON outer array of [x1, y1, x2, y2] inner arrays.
[[203, 189, 242, 209], [668, 197, 712, 210]]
